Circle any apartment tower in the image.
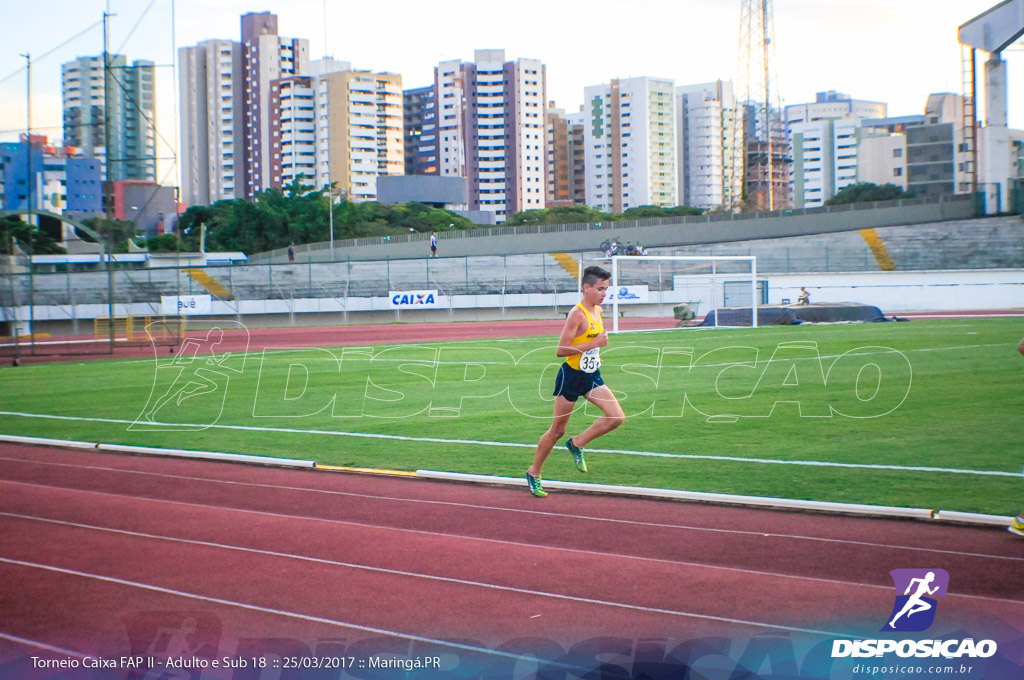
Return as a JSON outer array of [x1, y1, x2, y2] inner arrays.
[[584, 76, 677, 212], [430, 50, 546, 222], [319, 69, 404, 201], [179, 40, 244, 205], [546, 104, 586, 205], [62, 54, 156, 182], [676, 80, 740, 209], [240, 12, 309, 199]]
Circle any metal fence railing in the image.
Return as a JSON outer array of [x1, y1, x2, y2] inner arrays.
[[2, 213, 1020, 337]]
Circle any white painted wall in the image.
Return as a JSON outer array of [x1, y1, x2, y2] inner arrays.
[[16, 269, 1023, 329], [767, 270, 1024, 312]]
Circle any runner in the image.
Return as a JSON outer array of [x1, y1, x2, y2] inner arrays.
[[526, 265, 625, 497]]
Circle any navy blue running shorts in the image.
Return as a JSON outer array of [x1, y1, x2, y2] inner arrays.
[[553, 362, 605, 402]]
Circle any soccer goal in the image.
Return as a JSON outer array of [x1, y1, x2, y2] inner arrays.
[[605, 255, 760, 332]]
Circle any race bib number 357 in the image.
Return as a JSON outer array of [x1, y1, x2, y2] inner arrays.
[[580, 348, 600, 373]]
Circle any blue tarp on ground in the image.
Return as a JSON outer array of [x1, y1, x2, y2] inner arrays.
[[700, 303, 890, 326]]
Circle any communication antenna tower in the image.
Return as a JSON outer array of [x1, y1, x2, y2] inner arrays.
[[732, 0, 790, 211]]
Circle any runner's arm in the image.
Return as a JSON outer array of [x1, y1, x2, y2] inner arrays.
[[555, 307, 607, 357]]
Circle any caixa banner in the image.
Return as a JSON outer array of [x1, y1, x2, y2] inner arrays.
[[161, 295, 212, 315], [389, 290, 441, 308]]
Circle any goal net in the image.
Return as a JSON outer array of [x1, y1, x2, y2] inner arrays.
[[597, 255, 760, 331]]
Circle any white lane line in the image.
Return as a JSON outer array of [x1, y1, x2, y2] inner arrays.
[[0, 631, 91, 659], [0, 556, 550, 664], [3, 509, 1019, 608], [0, 547, 853, 641], [2, 476, 1021, 574], [2, 468, 1021, 563], [0, 411, 1016, 477]]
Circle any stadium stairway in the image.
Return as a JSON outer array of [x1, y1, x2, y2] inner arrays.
[[185, 268, 234, 300], [858, 228, 897, 271], [550, 253, 580, 279]]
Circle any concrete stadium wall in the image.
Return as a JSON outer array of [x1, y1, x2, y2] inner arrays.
[[767, 270, 1024, 312], [8, 215, 1020, 308], [636, 216, 1024, 272], [263, 194, 979, 263], [14, 268, 1022, 335]]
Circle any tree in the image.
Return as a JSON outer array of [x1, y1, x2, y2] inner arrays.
[[825, 183, 913, 206], [504, 203, 703, 226], [620, 205, 704, 219], [80, 217, 139, 253], [0, 215, 66, 255], [176, 203, 217, 250], [174, 183, 478, 255], [505, 205, 610, 226], [146, 234, 184, 252]]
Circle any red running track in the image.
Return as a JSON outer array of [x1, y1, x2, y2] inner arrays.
[[5, 310, 1021, 367], [0, 442, 1022, 679], [6, 311, 1022, 367], [1, 317, 677, 365]]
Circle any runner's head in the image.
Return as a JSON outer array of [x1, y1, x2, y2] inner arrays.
[[581, 266, 611, 305], [581, 266, 611, 288]]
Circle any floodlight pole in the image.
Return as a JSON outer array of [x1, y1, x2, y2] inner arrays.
[[22, 52, 36, 345], [22, 53, 31, 214], [329, 187, 335, 261], [103, 11, 116, 351]]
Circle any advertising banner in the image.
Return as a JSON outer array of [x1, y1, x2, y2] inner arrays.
[[389, 290, 442, 308], [161, 295, 212, 315], [606, 284, 649, 304]]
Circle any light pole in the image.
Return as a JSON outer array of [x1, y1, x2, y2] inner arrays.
[[21, 52, 33, 349], [21, 53, 31, 214], [328, 186, 335, 262]]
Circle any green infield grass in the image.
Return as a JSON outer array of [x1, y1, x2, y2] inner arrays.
[[1, 317, 1021, 515]]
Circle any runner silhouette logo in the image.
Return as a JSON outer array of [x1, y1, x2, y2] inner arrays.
[[131, 321, 249, 432], [882, 568, 949, 632]]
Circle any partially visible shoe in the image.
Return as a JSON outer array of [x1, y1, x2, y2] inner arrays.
[[1008, 516, 1024, 537], [565, 437, 587, 473], [526, 470, 547, 498]]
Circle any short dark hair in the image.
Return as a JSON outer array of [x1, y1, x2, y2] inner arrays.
[[582, 265, 611, 287]]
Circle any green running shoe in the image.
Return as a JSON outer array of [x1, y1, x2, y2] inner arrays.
[[566, 437, 587, 473], [526, 470, 547, 497]]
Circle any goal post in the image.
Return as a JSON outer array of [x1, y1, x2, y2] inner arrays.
[[607, 255, 759, 332]]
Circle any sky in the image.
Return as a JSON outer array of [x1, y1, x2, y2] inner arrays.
[[0, 0, 1020, 188]]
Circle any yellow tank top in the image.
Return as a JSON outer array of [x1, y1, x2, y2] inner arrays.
[[566, 302, 603, 370]]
